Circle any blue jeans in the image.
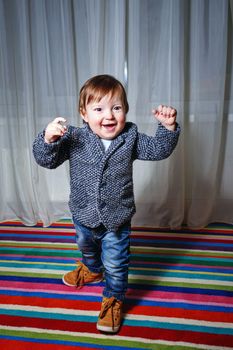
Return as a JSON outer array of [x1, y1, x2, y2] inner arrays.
[[73, 218, 131, 301]]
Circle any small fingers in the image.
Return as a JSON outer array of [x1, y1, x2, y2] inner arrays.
[[162, 106, 176, 116], [154, 105, 176, 117], [45, 117, 68, 142], [53, 117, 67, 133], [52, 117, 67, 124], [168, 107, 177, 117]]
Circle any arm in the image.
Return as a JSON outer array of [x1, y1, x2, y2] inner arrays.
[[32, 117, 71, 169], [134, 105, 180, 161]]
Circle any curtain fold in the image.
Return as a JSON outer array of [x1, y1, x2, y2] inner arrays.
[[0, 0, 232, 228]]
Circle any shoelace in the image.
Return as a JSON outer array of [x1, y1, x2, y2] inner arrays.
[[99, 297, 118, 330], [75, 261, 86, 289]]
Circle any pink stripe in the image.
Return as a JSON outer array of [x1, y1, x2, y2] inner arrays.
[[0, 281, 103, 294], [128, 289, 233, 305], [132, 261, 233, 270], [0, 254, 76, 260], [1, 281, 233, 306], [1, 286, 232, 308], [0, 286, 103, 298], [1, 255, 233, 271]]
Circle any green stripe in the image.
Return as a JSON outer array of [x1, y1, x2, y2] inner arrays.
[[0, 261, 74, 269], [130, 269, 233, 280], [1, 265, 231, 282], [0, 328, 155, 349], [0, 248, 80, 257], [131, 254, 233, 267], [1, 261, 231, 278], [131, 247, 233, 257], [0, 271, 61, 278], [1, 242, 75, 249], [128, 277, 233, 291]]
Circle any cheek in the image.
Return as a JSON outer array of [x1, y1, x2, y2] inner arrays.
[[119, 114, 126, 125], [87, 115, 99, 126], [90, 120, 100, 129]]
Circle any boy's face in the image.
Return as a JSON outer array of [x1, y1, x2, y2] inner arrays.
[[81, 93, 126, 140]]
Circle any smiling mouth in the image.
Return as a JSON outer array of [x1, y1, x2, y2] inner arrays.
[[102, 124, 117, 130]]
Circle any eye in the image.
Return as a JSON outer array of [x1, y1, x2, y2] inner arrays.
[[113, 105, 122, 111], [94, 107, 102, 112]]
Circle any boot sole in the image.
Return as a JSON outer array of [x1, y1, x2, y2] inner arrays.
[[62, 275, 103, 287], [97, 323, 120, 333]]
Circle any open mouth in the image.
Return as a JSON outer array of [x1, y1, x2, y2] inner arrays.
[[102, 124, 117, 131]]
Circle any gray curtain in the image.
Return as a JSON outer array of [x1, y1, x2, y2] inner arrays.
[[0, 0, 232, 228]]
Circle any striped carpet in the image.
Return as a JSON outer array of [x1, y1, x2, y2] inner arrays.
[[0, 220, 233, 350]]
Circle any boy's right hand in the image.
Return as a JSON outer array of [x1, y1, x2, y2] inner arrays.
[[44, 117, 67, 144]]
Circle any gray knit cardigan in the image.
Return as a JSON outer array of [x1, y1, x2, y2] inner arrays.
[[33, 122, 180, 231]]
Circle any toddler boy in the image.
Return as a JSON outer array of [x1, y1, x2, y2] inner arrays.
[[33, 74, 180, 333]]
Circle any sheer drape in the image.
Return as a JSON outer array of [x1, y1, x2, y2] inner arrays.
[[0, 0, 232, 228]]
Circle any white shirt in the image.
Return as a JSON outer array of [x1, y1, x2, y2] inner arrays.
[[101, 138, 112, 151]]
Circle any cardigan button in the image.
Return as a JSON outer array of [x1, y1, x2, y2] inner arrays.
[[100, 202, 106, 209]]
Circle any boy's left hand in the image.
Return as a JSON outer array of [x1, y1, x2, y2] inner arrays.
[[152, 105, 177, 131]]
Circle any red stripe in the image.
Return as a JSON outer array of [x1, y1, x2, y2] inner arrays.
[[132, 227, 233, 234], [127, 304, 233, 323], [131, 235, 233, 244], [2, 295, 233, 323], [0, 229, 74, 236], [1, 222, 232, 233], [0, 339, 97, 350], [0, 295, 101, 311], [1, 315, 233, 347], [120, 325, 233, 348], [0, 221, 74, 228], [1, 315, 99, 334], [131, 250, 233, 258], [0, 244, 76, 250], [1, 228, 232, 240]]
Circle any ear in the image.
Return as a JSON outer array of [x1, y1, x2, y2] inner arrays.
[[80, 108, 89, 123]]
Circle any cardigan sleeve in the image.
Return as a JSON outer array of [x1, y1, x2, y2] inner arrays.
[[133, 122, 180, 161], [32, 126, 73, 169]]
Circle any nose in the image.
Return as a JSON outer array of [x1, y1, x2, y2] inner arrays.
[[104, 109, 114, 119]]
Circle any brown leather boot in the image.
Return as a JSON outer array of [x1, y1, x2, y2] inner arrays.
[[97, 296, 123, 333], [62, 261, 103, 288]]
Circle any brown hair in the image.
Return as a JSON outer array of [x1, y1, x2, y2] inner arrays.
[[79, 75, 129, 115]]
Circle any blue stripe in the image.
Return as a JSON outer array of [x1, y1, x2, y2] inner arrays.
[[132, 224, 233, 234], [131, 253, 233, 263], [0, 276, 62, 283], [0, 238, 75, 244], [0, 335, 142, 350], [130, 262, 233, 274], [1, 309, 233, 335], [131, 238, 233, 248], [0, 261, 74, 271], [0, 308, 97, 322], [0, 289, 232, 313], [129, 283, 233, 296], [0, 275, 232, 297], [2, 235, 232, 247], [0, 247, 77, 253], [1, 261, 233, 280], [1, 257, 232, 273], [0, 275, 104, 286], [124, 319, 233, 335], [0, 234, 74, 239], [0, 289, 102, 302], [131, 269, 233, 281], [0, 256, 75, 263]]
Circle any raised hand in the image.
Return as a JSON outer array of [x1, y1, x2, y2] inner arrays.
[[152, 105, 177, 131], [44, 117, 67, 143]]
